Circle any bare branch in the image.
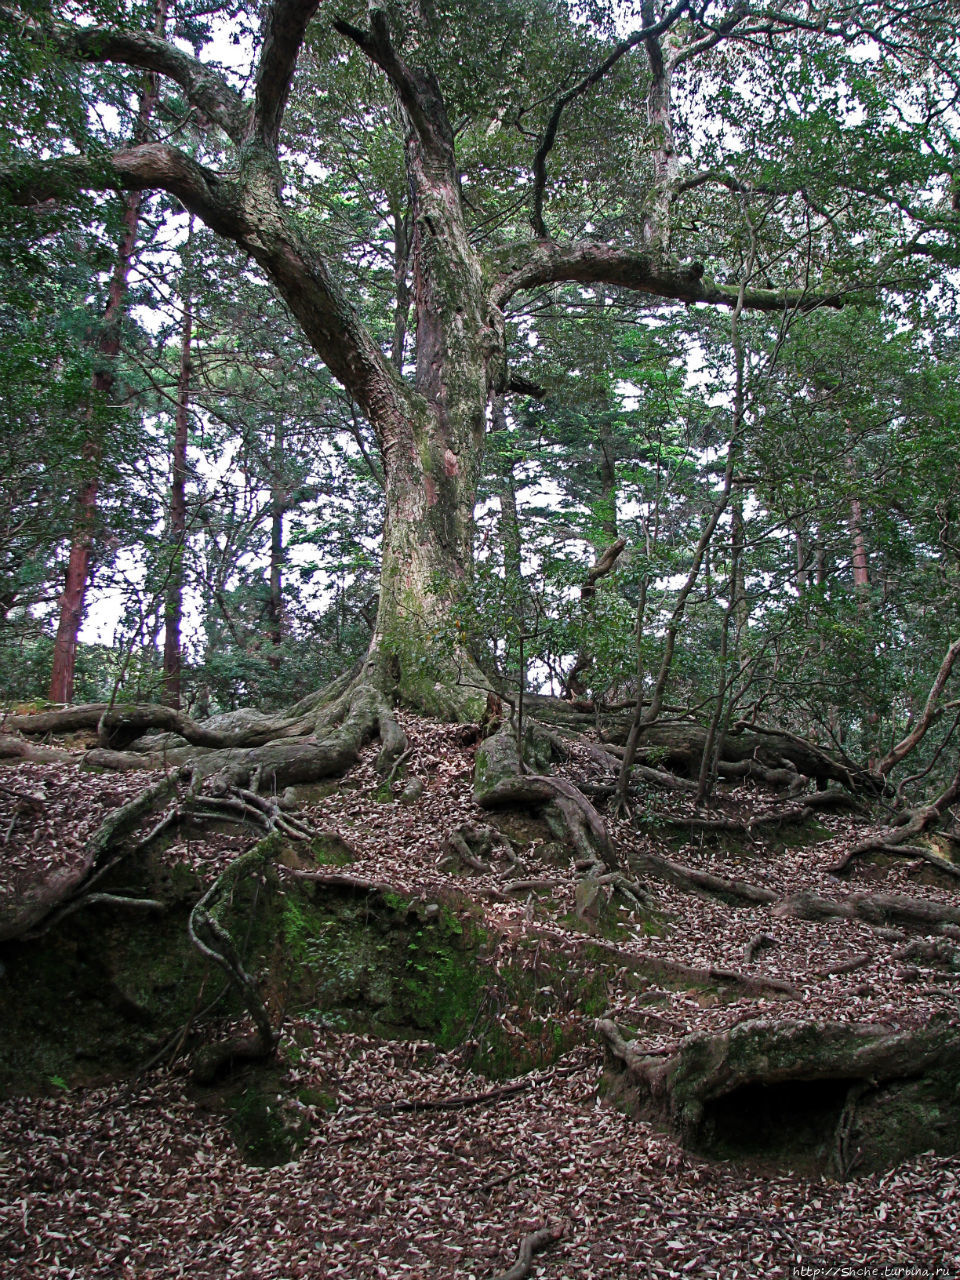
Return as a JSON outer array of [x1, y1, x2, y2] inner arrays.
[[529, 0, 690, 237], [670, 2, 750, 67], [878, 637, 960, 777]]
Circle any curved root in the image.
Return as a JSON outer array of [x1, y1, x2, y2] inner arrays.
[[187, 845, 279, 1083]]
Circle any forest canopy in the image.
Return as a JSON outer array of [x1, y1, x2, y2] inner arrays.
[[0, 0, 959, 809]]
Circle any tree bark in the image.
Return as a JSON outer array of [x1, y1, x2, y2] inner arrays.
[[162, 217, 193, 708], [48, 1, 166, 705]]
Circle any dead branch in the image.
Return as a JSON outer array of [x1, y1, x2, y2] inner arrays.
[[369, 1078, 537, 1115]]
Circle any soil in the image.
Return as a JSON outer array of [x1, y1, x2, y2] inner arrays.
[[1, 712, 959, 1278]]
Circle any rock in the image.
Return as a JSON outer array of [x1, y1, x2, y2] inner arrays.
[[473, 730, 523, 806], [398, 777, 424, 805], [575, 877, 603, 922]]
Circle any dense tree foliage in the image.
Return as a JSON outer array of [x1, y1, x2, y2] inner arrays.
[[1, 0, 959, 804]]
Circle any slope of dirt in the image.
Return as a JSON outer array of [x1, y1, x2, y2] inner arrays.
[[1, 713, 959, 1278]]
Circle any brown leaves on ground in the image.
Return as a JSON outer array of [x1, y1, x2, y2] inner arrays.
[[1, 714, 959, 1278]]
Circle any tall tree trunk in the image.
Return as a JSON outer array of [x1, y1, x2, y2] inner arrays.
[[353, 31, 502, 718], [566, 421, 620, 698], [641, 0, 678, 252], [162, 217, 193, 709], [267, 490, 284, 667], [696, 495, 745, 805], [48, 2, 166, 703], [490, 397, 525, 688]]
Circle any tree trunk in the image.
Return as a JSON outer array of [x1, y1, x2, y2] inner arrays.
[[641, 1, 678, 252], [267, 491, 284, 664], [162, 219, 193, 709], [48, 4, 165, 704], [352, 32, 501, 719]]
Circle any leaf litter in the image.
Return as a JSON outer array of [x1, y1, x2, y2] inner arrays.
[[1, 713, 959, 1278]]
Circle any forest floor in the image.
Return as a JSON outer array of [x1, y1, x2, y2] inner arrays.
[[1, 712, 959, 1279]]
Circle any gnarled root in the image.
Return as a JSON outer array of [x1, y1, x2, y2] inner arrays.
[[2, 767, 188, 942], [475, 728, 617, 870], [187, 845, 279, 1084], [83, 680, 404, 793]]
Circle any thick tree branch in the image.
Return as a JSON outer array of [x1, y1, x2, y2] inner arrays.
[[0, 145, 243, 236], [489, 239, 847, 312], [254, 0, 320, 151], [505, 373, 545, 399], [2, 143, 404, 434], [0, 6, 248, 144], [332, 10, 453, 162]]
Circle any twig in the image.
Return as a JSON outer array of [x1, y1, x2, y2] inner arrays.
[[366, 1075, 558, 1115]]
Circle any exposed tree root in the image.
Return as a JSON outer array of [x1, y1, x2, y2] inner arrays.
[[773, 888, 960, 934], [2, 703, 110, 736], [894, 937, 960, 968], [475, 729, 617, 870], [442, 822, 518, 875], [631, 850, 778, 906], [649, 792, 853, 836], [600, 1016, 960, 1175], [826, 830, 960, 882], [0, 733, 79, 764], [816, 951, 875, 978], [83, 680, 394, 791], [511, 921, 798, 998], [744, 932, 779, 964], [490, 1222, 567, 1280], [187, 845, 279, 1084], [592, 716, 874, 793], [2, 767, 187, 941], [186, 784, 314, 842]]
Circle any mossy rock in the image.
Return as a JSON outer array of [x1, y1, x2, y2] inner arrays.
[[473, 726, 554, 807]]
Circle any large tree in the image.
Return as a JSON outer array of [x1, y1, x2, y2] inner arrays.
[[2, 0, 958, 782]]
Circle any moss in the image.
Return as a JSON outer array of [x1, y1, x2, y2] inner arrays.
[[308, 833, 355, 867], [226, 1079, 312, 1167]]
